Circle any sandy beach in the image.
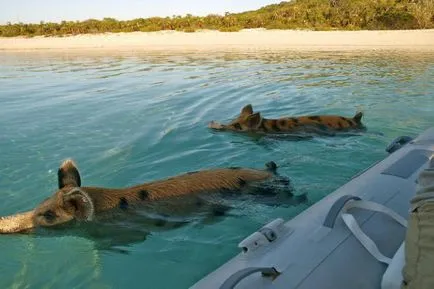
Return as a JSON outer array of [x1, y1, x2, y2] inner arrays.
[[0, 29, 434, 52]]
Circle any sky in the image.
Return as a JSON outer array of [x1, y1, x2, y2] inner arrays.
[[0, 0, 281, 24]]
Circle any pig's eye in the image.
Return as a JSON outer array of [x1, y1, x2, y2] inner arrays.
[[233, 123, 242, 130], [41, 210, 57, 222]]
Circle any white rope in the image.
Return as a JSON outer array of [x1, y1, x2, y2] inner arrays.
[[341, 200, 407, 265]]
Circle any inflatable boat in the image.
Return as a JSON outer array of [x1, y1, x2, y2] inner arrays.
[[191, 127, 434, 289]]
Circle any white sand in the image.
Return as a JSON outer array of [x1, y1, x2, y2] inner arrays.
[[0, 29, 434, 52]]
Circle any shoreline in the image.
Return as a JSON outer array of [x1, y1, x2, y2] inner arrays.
[[1, 29, 434, 52]]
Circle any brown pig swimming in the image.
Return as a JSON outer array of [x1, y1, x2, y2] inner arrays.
[[209, 104, 365, 135], [0, 159, 300, 234]]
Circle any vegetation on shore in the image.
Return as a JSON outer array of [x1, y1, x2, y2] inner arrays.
[[1, 0, 433, 37]]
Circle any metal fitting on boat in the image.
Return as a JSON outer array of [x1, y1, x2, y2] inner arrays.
[[238, 218, 288, 254]]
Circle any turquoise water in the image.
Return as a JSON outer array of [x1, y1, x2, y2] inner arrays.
[[0, 51, 433, 289]]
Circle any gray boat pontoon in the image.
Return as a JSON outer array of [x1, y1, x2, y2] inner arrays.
[[191, 127, 434, 289]]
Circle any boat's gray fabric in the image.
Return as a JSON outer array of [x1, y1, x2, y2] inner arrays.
[[412, 127, 434, 144], [382, 150, 429, 179], [294, 187, 412, 289]]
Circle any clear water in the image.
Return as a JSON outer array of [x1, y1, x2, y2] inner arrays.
[[0, 50, 433, 289]]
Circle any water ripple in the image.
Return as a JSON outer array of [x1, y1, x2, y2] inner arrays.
[[0, 50, 433, 289]]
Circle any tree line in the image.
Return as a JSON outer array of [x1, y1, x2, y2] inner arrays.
[[1, 0, 433, 37]]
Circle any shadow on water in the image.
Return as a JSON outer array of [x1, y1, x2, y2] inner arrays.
[[210, 126, 369, 142]]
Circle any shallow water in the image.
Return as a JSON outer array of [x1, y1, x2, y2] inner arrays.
[[0, 50, 433, 289]]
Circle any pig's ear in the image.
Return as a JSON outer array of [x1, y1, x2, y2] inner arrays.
[[58, 159, 81, 189], [240, 104, 253, 116]]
